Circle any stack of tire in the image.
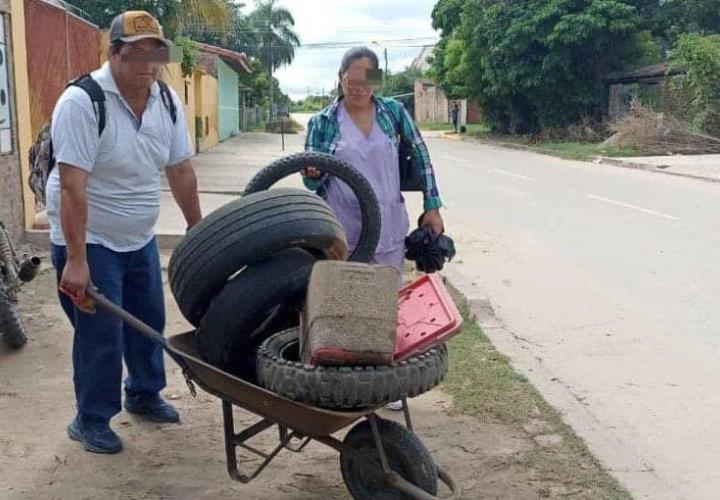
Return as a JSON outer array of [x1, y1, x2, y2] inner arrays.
[[168, 152, 448, 409]]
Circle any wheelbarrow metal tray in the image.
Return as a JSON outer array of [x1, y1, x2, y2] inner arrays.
[[167, 332, 370, 437]]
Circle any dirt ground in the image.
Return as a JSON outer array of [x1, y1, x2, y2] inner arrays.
[[0, 255, 618, 500]]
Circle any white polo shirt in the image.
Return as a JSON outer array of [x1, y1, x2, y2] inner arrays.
[[46, 63, 193, 252]]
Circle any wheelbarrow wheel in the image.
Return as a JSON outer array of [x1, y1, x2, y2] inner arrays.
[[0, 282, 27, 349], [243, 152, 381, 263], [340, 418, 438, 499], [169, 189, 348, 326]]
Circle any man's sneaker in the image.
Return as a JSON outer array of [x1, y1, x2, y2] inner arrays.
[[124, 393, 180, 424], [385, 400, 404, 411], [67, 418, 123, 454]]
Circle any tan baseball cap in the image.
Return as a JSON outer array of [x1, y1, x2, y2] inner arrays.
[[109, 11, 170, 47]]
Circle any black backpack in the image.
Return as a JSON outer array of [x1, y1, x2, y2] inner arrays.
[[28, 74, 177, 207]]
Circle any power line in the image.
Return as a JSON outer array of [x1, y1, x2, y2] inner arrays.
[[180, 26, 437, 47]]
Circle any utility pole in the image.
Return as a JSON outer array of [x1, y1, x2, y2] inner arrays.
[[268, 44, 274, 123], [384, 48, 389, 94]]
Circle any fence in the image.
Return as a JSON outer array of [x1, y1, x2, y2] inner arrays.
[[25, 0, 100, 137]]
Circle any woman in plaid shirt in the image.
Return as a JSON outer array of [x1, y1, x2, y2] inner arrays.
[[303, 47, 444, 277]]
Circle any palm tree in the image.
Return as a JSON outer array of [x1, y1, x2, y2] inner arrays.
[[175, 0, 235, 38], [78, 0, 235, 39], [249, 0, 300, 120]]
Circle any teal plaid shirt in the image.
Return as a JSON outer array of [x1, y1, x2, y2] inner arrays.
[[303, 97, 443, 211]]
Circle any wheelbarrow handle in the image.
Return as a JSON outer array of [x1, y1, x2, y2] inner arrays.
[[85, 287, 167, 347]]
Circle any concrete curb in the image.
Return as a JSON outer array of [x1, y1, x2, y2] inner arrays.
[[595, 157, 720, 184], [443, 266, 675, 500]]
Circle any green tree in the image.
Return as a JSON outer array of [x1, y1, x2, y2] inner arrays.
[[77, 0, 234, 38], [655, 0, 720, 48], [179, 3, 258, 54], [291, 95, 328, 113], [670, 34, 720, 135], [76, 0, 178, 31], [380, 67, 424, 97], [431, 0, 649, 133], [248, 0, 300, 120]]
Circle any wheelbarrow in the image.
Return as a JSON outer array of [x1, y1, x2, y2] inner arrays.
[[86, 288, 457, 499]]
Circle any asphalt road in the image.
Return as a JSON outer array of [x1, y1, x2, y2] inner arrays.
[[161, 132, 720, 498], [427, 136, 720, 499]]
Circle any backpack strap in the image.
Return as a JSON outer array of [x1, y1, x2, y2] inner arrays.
[[68, 74, 106, 136], [157, 80, 178, 124]]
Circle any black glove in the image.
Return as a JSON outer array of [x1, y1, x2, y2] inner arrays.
[[405, 226, 456, 273]]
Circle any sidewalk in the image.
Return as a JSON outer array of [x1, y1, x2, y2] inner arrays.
[[158, 132, 306, 235]]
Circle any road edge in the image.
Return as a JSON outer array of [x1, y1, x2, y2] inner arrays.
[[438, 133, 720, 184], [444, 265, 674, 500]]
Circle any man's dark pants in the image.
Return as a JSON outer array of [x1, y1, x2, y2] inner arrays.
[[52, 239, 166, 426]]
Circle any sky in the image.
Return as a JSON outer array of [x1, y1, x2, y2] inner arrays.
[[270, 0, 440, 101]]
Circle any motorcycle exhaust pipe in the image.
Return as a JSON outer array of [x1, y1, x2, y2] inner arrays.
[[18, 256, 41, 283]]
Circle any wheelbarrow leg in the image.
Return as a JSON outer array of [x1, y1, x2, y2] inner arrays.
[[221, 399, 297, 484], [222, 400, 241, 481], [401, 397, 414, 431]]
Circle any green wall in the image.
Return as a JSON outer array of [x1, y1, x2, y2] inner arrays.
[[218, 59, 239, 141]]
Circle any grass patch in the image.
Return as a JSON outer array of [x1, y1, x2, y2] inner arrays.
[[419, 123, 490, 135], [419, 123, 454, 131], [530, 142, 638, 161], [443, 298, 631, 498], [443, 312, 544, 423], [462, 124, 491, 135], [452, 129, 640, 161]]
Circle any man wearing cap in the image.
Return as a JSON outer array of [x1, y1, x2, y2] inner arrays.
[[46, 11, 202, 454]]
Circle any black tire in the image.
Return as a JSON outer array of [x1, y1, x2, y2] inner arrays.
[[244, 152, 381, 263], [340, 419, 438, 499], [0, 281, 27, 349], [256, 328, 448, 409], [197, 248, 317, 379], [168, 189, 347, 326]]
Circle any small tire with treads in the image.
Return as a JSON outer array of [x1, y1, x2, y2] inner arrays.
[[168, 188, 348, 326], [340, 418, 438, 499], [256, 328, 448, 409], [244, 152, 381, 263], [197, 248, 317, 379], [0, 281, 27, 350]]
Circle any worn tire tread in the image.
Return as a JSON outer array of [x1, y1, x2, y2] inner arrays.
[[0, 284, 27, 349], [256, 328, 448, 409], [168, 189, 347, 325], [244, 152, 381, 263]]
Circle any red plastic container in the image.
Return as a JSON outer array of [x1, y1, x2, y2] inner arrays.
[[395, 274, 464, 361]]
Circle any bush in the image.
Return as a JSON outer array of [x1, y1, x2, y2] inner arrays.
[[265, 119, 301, 134], [670, 34, 720, 136], [606, 100, 720, 155]]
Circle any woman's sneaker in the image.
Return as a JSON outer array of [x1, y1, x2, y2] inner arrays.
[[385, 400, 404, 411]]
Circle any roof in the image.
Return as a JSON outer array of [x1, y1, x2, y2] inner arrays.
[[194, 42, 252, 76], [605, 63, 686, 85]]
